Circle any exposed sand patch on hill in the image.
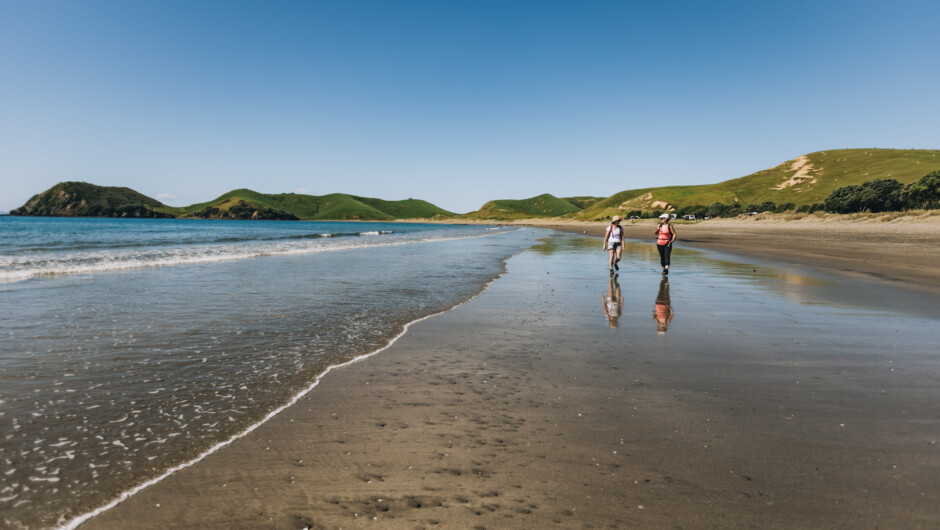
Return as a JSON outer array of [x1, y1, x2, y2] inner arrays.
[[618, 192, 674, 211], [774, 155, 817, 190]]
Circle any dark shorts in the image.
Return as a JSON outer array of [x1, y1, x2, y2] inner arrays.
[[608, 242, 622, 251]]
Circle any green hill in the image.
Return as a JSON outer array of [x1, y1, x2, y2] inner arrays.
[[14, 149, 938, 222], [462, 193, 587, 220], [12, 184, 455, 221], [577, 149, 940, 220], [183, 189, 454, 220], [564, 196, 603, 209], [10, 182, 180, 218], [352, 196, 453, 220]]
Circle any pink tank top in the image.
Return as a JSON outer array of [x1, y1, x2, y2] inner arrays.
[[656, 224, 672, 244], [655, 302, 669, 322]]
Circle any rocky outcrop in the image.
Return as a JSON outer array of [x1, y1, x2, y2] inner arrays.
[[11, 182, 175, 218]]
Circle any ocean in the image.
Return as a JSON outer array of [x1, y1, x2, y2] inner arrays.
[[0, 217, 536, 528]]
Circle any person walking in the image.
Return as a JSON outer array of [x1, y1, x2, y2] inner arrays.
[[602, 274, 623, 328], [653, 276, 674, 334], [654, 213, 677, 274], [602, 216, 624, 274]]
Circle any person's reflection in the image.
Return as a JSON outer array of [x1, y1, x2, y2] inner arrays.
[[603, 274, 623, 328], [654, 277, 674, 334]]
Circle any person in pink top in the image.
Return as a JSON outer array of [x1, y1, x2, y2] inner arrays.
[[654, 213, 677, 274], [653, 276, 674, 334]]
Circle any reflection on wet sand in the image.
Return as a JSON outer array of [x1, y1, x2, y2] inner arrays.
[[603, 274, 623, 328], [654, 277, 674, 333], [538, 233, 939, 320]]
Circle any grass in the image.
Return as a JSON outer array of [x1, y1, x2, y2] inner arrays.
[[17, 149, 940, 221], [13, 182, 184, 217], [16, 184, 455, 220], [181, 189, 454, 220], [576, 149, 940, 220], [461, 194, 584, 220]]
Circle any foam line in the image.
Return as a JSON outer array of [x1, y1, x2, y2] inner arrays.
[[58, 233, 525, 530], [2, 227, 516, 285]]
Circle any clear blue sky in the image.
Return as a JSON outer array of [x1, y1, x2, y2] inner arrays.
[[2, 0, 938, 213]]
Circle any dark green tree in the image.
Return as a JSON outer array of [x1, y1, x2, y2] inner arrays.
[[824, 179, 904, 213], [706, 202, 743, 218], [860, 179, 904, 212], [903, 171, 940, 209], [824, 185, 865, 213], [706, 202, 729, 217], [677, 204, 706, 218]]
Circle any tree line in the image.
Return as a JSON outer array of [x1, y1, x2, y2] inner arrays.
[[635, 170, 939, 219]]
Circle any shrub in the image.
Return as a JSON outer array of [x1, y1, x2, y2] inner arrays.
[[903, 171, 940, 209], [824, 179, 904, 213], [745, 201, 776, 213], [677, 204, 707, 218], [706, 202, 743, 218], [862, 179, 904, 212]]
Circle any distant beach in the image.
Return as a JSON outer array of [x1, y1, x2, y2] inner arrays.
[[520, 211, 940, 297], [77, 228, 940, 529]]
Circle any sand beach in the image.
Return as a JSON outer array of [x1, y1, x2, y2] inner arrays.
[[78, 223, 940, 529], [524, 211, 940, 297]]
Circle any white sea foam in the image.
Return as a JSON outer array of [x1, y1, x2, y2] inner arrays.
[[0, 227, 514, 284]]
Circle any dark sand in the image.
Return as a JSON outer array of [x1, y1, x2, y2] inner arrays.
[[79, 231, 940, 529], [536, 216, 940, 297]]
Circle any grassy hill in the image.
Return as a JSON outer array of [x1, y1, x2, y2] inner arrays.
[[14, 149, 938, 222], [11, 182, 181, 218], [182, 189, 454, 220], [564, 196, 603, 209], [352, 196, 453, 219], [577, 149, 940, 220], [13, 184, 455, 221], [462, 193, 592, 220]]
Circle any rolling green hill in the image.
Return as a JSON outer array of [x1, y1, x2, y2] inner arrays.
[[462, 193, 589, 220], [10, 182, 180, 218], [13, 149, 939, 222], [12, 183, 456, 221], [182, 189, 454, 220], [576, 149, 940, 220], [563, 196, 603, 209]]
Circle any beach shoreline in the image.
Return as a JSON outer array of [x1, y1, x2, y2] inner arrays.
[[79, 229, 940, 529], [514, 212, 940, 297]]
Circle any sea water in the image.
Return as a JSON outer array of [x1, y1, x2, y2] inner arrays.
[[0, 217, 535, 528]]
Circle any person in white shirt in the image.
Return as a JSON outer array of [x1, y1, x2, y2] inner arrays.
[[603, 274, 623, 328], [602, 215, 624, 274]]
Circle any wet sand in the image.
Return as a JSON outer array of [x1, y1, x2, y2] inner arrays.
[[524, 213, 940, 296], [80, 233, 940, 529]]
